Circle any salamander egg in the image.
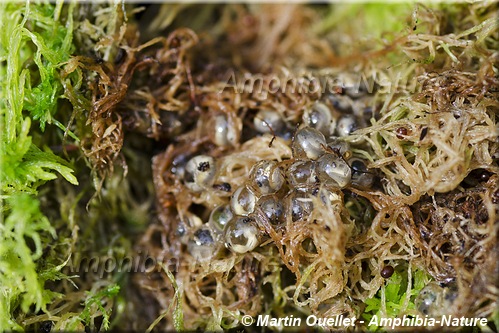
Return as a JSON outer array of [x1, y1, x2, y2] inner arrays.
[[212, 113, 239, 146], [287, 160, 318, 188], [327, 137, 352, 160], [336, 115, 358, 137], [303, 102, 336, 136], [286, 190, 314, 222], [292, 127, 327, 160], [350, 158, 375, 189], [224, 216, 261, 253], [254, 109, 285, 134], [249, 160, 284, 195], [184, 155, 217, 192], [317, 153, 352, 188], [209, 204, 234, 235], [230, 185, 257, 216], [257, 195, 285, 225], [187, 226, 218, 261]]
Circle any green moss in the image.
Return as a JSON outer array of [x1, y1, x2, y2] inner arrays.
[[80, 284, 120, 331], [0, 194, 61, 331], [0, 2, 78, 195], [0, 2, 80, 330], [362, 269, 431, 331], [314, 3, 414, 39]]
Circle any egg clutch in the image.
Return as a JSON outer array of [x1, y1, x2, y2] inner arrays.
[[155, 91, 376, 261]]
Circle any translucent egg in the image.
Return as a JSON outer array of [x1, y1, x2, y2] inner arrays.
[[343, 81, 370, 99], [336, 115, 358, 137], [327, 137, 351, 159], [292, 127, 327, 160], [176, 212, 203, 244], [287, 160, 318, 188], [184, 155, 217, 192], [317, 153, 352, 188], [254, 109, 285, 134], [351, 101, 372, 126], [327, 93, 353, 113], [249, 160, 284, 195], [257, 195, 285, 225], [187, 226, 218, 261], [286, 190, 314, 222], [213, 114, 238, 146], [303, 102, 336, 136], [180, 211, 203, 228], [350, 158, 375, 189], [318, 188, 342, 208], [230, 185, 257, 216], [224, 216, 260, 253], [415, 282, 443, 316], [170, 152, 191, 179], [209, 204, 234, 235], [175, 219, 189, 244]]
